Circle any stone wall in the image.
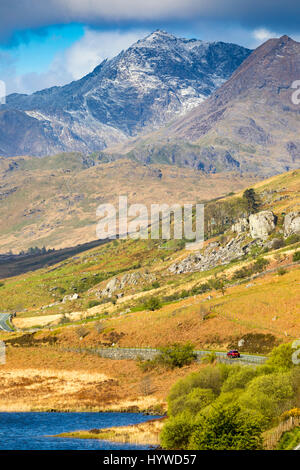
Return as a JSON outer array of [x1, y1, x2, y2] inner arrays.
[[94, 347, 266, 365], [62, 346, 266, 365]]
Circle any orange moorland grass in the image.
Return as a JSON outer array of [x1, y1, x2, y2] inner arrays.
[[0, 346, 200, 412], [82, 264, 300, 350], [9, 260, 299, 352]]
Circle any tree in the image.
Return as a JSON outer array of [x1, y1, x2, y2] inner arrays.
[[168, 364, 229, 403], [208, 275, 227, 295], [239, 372, 295, 422], [243, 188, 260, 214], [253, 257, 270, 273], [293, 251, 300, 262], [189, 404, 263, 450], [144, 296, 162, 311], [158, 343, 196, 369], [221, 366, 258, 393], [160, 413, 195, 450], [266, 343, 295, 370], [168, 388, 215, 418]]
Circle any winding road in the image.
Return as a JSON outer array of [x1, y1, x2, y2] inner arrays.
[[0, 313, 13, 332]]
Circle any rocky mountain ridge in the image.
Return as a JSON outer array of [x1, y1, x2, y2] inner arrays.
[[0, 30, 250, 157], [114, 35, 300, 176]]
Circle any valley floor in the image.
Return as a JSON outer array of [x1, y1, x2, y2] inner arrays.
[[0, 346, 200, 413]]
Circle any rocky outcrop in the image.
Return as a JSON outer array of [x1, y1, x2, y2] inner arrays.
[[62, 293, 79, 303], [168, 235, 260, 274], [101, 272, 156, 297], [231, 218, 249, 234], [284, 211, 300, 237], [249, 211, 277, 240], [232, 210, 277, 240]]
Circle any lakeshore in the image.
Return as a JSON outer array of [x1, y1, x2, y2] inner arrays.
[[56, 417, 165, 447], [0, 411, 161, 450]]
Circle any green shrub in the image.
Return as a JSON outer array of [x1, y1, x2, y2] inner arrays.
[[136, 358, 156, 372], [239, 372, 295, 422], [277, 267, 287, 276], [87, 300, 101, 308], [56, 286, 66, 295], [221, 366, 258, 393], [232, 257, 269, 280], [285, 234, 300, 246], [189, 404, 263, 450], [203, 389, 243, 414], [137, 343, 196, 372], [161, 343, 300, 450], [143, 296, 162, 311], [253, 257, 270, 273], [163, 283, 211, 303], [157, 343, 196, 369], [293, 251, 300, 262], [168, 388, 215, 418], [201, 352, 217, 364], [232, 266, 251, 280], [272, 238, 285, 250], [151, 281, 160, 289], [277, 427, 300, 450], [266, 343, 295, 370], [243, 188, 261, 215], [208, 277, 227, 294], [168, 365, 229, 404], [160, 413, 195, 450], [191, 283, 211, 295]]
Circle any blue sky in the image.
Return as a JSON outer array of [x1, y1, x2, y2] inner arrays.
[[0, 0, 299, 95]]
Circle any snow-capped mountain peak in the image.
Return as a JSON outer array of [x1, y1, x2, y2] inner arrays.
[[0, 31, 251, 157]]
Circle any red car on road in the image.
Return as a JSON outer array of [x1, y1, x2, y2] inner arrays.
[[227, 350, 240, 358]]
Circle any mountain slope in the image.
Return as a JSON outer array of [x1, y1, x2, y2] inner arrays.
[[113, 35, 300, 176], [0, 31, 250, 157], [0, 169, 298, 414]]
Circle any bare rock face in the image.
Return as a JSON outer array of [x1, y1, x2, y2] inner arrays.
[[168, 235, 260, 274], [62, 293, 79, 303], [284, 212, 300, 237], [101, 271, 156, 296], [231, 218, 249, 234], [249, 211, 277, 240]]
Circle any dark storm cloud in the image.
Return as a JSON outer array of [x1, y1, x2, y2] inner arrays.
[[0, 0, 299, 44]]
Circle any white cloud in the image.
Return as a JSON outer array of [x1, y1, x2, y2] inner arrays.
[[2, 28, 148, 94], [253, 28, 278, 42], [63, 29, 148, 80]]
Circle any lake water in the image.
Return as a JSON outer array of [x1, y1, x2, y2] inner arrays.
[[0, 412, 161, 450]]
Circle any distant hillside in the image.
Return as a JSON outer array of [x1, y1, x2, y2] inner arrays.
[[0, 152, 258, 252]]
